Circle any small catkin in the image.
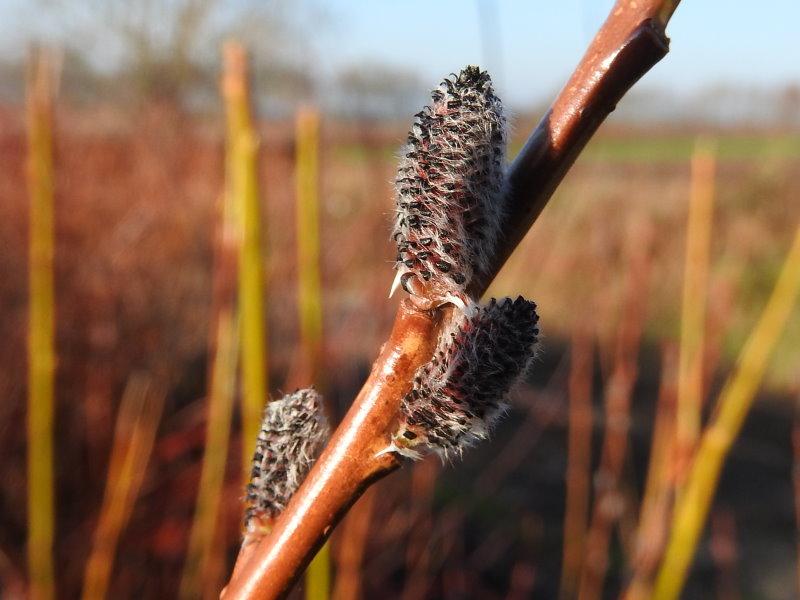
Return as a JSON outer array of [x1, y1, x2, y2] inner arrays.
[[244, 388, 330, 532], [391, 65, 507, 308], [391, 296, 539, 459]]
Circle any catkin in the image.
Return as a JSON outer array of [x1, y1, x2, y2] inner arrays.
[[391, 297, 539, 459], [392, 66, 507, 308], [244, 389, 330, 531]]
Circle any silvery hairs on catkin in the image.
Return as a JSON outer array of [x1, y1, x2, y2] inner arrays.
[[244, 388, 330, 532], [389, 296, 540, 460], [391, 65, 507, 309]]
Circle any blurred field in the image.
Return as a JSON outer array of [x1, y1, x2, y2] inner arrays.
[[1, 98, 800, 598]]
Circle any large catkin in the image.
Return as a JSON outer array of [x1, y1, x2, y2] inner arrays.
[[392, 66, 507, 308], [244, 389, 330, 530], [390, 297, 539, 459]]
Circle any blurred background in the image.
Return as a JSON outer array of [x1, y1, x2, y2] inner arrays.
[[1, 1, 799, 599]]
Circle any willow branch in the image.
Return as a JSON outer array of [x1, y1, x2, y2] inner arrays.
[[222, 1, 680, 598]]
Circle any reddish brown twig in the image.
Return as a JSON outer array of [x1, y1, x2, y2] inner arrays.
[[709, 509, 740, 600], [577, 220, 653, 600], [478, 1, 675, 294], [560, 330, 594, 600], [400, 459, 440, 600], [624, 344, 679, 600], [331, 486, 378, 600], [222, 2, 679, 597]]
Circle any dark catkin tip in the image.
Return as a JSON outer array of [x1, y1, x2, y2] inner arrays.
[[391, 65, 508, 308], [435, 260, 451, 273], [391, 297, 540, 460]]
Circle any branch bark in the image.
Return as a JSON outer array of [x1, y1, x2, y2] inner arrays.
[[222, 1, 680, 598]]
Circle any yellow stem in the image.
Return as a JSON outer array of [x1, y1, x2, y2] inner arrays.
[[675, 138, 716, 496], [295, 106, 328, 600], [180, 311, 239, 599], [653, 225, 800, 600], [26, 48, 56, 600], [82, 376, 165, 600], [223, 42, 268, 479]]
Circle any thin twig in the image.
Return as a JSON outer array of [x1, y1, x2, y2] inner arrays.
[[26, 46, 58, 600], [294, 105, 330, 600], [82, 375, 166, 600], [623, 344, 678, 600], [181, 188, 240, 598], [330, 486, 377, 600], [224, 42, 269, 484], [675, 138, 716, 497], [222, 2, 680, 597], [653, 225, 800, 600], [577, 220, 653, 600], [560, 330, 594, 600], [400, 460, 440, 600]]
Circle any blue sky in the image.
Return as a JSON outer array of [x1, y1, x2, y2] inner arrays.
[[3, 0, 799, 110], [316, 0, 800, 107]]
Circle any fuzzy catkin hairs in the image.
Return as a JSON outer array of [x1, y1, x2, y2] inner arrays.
[[389, 296, 540, 460], [391, 65, 507, 309], [244, 388, 330, 533]]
